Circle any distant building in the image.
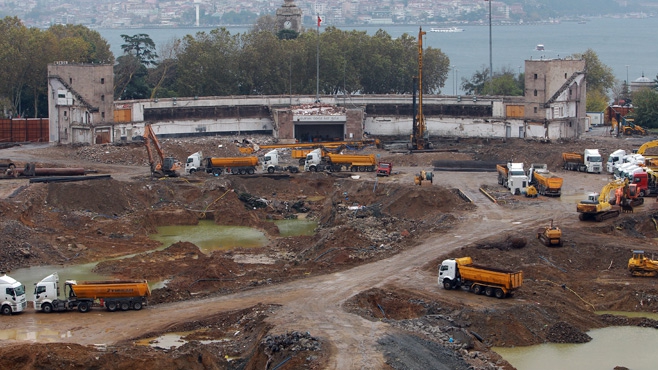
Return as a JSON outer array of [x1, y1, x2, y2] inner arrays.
[[276, 0, 303, 33], [630, 73, 655, 92], [47, 62, 114, 144]]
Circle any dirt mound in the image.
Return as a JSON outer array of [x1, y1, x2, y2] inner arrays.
[[546, 321, 592, 343]]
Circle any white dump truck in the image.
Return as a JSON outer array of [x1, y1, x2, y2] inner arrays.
[[0, 273, 27, 314], [261, 150, 300, 173]]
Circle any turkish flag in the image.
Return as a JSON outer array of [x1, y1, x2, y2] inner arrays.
[[317, 16, 322, 27]]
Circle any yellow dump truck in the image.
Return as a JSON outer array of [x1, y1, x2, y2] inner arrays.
[[528, 164, 563, 196], [304, 148, 376, 172], [438, 257, 523, 298], [326, 153, 376, 172], [185, 151, 259, 175], [34, 273, 151, 313]]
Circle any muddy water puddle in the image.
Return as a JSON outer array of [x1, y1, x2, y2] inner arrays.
[[273, 218, 317, 237], [0, 328, 71, 342], [150, 220, 269, 253], [150, 219, 318, 251], [135, 330, 230, 350], [493, 326, 658, 369], [12, 219, 316, 300]]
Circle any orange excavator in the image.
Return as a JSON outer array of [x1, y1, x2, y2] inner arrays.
[[143, 124, 181, 177]]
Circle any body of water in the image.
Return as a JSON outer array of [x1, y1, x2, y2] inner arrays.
[[494, 326, 658, 370], [97, 17, 657, 95]]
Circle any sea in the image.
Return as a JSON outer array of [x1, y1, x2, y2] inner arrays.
[[97, 17, 657, 95]]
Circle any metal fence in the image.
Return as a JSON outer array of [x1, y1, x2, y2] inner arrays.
[[0, 118, 49, 143]]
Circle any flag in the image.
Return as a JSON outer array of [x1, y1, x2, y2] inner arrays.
[[317, 16, 322, 27]]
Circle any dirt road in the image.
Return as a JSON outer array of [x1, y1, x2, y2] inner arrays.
[[2, 135, 658, 370], [1, 165, 569, 368]]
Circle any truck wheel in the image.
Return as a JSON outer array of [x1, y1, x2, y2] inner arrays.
[[78, 303, 90, 313], [473, 285, 483, 295], [120, 302, 130, 311], [133, 302, 143, 311], [485, 287, 494, 297], [267, 167, 275, 174], [350, 166, 358, 172], [443, 281, 453, 290], [1, 305, 11, 315], [310, 166, 317, 172], [495, 289, 505, 299], [188, 169, 196, 174], [247, 168, 255, 175], [42, 303, 53, 313], [106, 301, 118, 312]]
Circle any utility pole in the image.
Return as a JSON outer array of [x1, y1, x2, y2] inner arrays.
[[316, 14, 321, 103]]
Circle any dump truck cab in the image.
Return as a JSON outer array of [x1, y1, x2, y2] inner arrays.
[[0, 274, 27, 314]]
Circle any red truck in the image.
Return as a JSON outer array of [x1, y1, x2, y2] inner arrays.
[[376, 162, 392, 176]]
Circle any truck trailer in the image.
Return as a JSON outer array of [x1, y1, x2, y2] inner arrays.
[[562, 149, 602, 173], [34, 273, 151, 313], [0, 274, 27, 314], [496, 163, 529, 195], [527, 164, 563, 196], [438, 257, 523, 298], [304, 149, 376, 172], [185, 151, 258, 175]]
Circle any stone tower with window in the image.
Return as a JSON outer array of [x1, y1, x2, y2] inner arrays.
[[276, 0, 302, 33]]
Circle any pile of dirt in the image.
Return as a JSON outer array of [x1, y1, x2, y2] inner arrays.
[[546, 321, 592, 343]]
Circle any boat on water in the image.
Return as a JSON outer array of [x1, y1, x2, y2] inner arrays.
[[430, 27, 465, 33], [536, 44, 545, 51]]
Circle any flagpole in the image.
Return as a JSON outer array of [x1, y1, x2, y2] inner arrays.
[[488, 0, 492, 93], [316, 14, 320, 103]]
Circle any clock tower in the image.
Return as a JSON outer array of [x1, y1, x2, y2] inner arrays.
[[276, 0, 302, 33]]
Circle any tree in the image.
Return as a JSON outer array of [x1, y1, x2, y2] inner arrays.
[[631, 88, 658, 129], [120, 34, 159, 66], [175, 28, 240, 96], [586, 89, 609, 112], [572, 49, 614, 95], [148, 39, 181, 99], [252, 15, 278, 34], [114, 55, 149, 100], [462, 66, 524, 96], [47, 24, 114, 64], [461, 65, 489, 95]]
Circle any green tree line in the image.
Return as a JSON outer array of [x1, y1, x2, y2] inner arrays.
[[118, 26, 450, 100], [0, 17, 451, 118], [0, 16, 114, 118]]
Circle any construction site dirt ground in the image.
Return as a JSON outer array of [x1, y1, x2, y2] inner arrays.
[[1, 127, 658, 369]]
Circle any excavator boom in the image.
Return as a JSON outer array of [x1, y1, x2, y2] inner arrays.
[[143, 125, 180, 177]]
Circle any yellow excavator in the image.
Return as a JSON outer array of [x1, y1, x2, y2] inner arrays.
[[635, 140, 658, 157], [628, 250, 658, 277], [577, 178, 628, 221]]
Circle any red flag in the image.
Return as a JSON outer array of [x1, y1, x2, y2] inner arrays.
[[317, 16, 322, 27]]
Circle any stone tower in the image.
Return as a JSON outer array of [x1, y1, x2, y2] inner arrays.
[[276, 0, 302, 33]]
